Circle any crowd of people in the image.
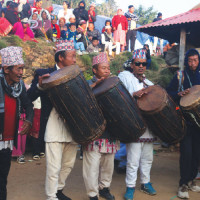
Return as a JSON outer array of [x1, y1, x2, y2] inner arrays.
[[0, 0, 142, 56]]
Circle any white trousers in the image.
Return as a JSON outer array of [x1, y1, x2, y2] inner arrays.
[[125, 142, 153, 188], [104, 41, 120, 55], [45, 142, 77, 200], [83, 149, 115, 197]]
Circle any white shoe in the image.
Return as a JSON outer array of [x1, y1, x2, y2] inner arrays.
[[188, 180, 200, 192], [177, 185, 189, 199], [76, 50, 82, 55]]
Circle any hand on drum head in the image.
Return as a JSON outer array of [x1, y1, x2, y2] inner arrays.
[[133, 88, 148, 98], [91, 77, 105, 88], [178, 88, 190, 97], [39, 74, 51, 88]]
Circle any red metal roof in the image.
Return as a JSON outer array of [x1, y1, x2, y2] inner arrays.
[[136, 8, 200, 47], [137, 8, 200, 29]]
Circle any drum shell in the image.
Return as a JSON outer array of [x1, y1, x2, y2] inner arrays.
[[138, 86, 186, 144], [47, 72, 106, 144], [93, 79, 146, 143], [181, 102, 200, 129]]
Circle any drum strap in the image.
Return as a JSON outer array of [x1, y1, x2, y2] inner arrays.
[[185, 71, 193, 88]]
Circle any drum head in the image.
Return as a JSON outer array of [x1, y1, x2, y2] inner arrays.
[[93, 76, 119, 96], [180, 85, 200, 108], [42, 65, 81, 89], [137, 85, 167, 112]]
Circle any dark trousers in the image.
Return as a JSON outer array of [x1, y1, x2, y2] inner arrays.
[[0, 148, 12, 200], [179, 125, 200, 186], [125, 30, 137, 51]]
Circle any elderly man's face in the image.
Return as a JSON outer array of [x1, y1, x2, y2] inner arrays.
[[93, 63, 110, 79], [5, 65, 24, 84], [188, 55, 199, 71]]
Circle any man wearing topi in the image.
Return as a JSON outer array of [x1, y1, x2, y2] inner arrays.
[[0, 46, 33, 200], [118, 49, 157, 200], [28, 41, 77, 200], [167, 49, 200, 199]]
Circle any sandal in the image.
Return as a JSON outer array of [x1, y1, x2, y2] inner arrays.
[[33, 155, 40, 160]]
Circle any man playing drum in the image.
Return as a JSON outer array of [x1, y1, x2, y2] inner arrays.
[[167, 49, 200, 199], [83, 53, 119, 200], [28, 41, 77, 200], [118, 49, 156, 200]]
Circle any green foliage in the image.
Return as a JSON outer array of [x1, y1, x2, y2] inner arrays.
[[96, 0, 117, 17], [4, 35, 22, 47], [135, 5, 157, 25], [110, 52, 132, 75], [0, 40, 8, 50], [150, 56, 159, 71]]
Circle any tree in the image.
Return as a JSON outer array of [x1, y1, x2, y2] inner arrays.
[[134, 5, 157, 25], [95, 0, 117, 18]]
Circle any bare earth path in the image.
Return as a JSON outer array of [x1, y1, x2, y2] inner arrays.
[[7, 148, 200, 200]]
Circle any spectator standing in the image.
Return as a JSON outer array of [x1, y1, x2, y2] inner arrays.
[[73, 1, 88, 27], [112, 9, 128, 52], [153, 12, 163, 54], [88, 2, 96, 23], [101, 25, 120, 56], [87, 22, 101, 43], [125, 5, 138, 51], [57, 1, 73, 24]]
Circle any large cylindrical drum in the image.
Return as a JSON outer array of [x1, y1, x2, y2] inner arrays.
[[180, 85, 200, 129], [42, 65, 106, 144], [92, 76, 146, 143], [137, 85, 186, 144]]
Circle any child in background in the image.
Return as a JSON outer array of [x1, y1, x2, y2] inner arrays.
[[51, 14, 60, 41], [68, 23, 87, 55], [87, 37, 102, 53], [59, 17, 68, 40], [66, 14, 76, 29]]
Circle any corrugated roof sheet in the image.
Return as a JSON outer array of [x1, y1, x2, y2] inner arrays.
[[136, 8, 200, 47], [137, 8, 200, 30]]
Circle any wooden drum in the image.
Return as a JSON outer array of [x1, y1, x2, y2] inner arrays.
[[42, 65, 106, 144], [92, 76, 146, 143], [137, 85, 186, 144], [180, 85, 200, 128]]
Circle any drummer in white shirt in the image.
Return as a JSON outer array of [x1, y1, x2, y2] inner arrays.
[[118, 49, 157, 200]]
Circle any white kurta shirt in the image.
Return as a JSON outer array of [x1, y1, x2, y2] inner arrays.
[[118, 70, 154, 139], [57, 9, 73, 23]]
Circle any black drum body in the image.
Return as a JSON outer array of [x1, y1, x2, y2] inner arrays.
[[43, 65, 106, 144], [93, 77, 146, 143]]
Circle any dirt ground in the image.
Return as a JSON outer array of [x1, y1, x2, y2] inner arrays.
[[7, 146, 200, 200]]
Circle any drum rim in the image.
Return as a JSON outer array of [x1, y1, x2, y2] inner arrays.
[[137, 85, 168, 113], [42, 65, 81, 89], [180, 85, 200, 109]]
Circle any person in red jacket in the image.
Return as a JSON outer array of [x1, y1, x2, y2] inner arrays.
[[88, 2, 96, 23], [51, 14, 61, 41], [112, 8, 128, 52]]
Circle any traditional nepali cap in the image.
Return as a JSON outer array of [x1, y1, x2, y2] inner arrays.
[[51, 14, 58, 20], [55, 40, 75, 53], [0, 46, 24, 67], [132, 49, 146, 60], [92, 52, 108, 66]]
